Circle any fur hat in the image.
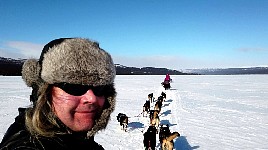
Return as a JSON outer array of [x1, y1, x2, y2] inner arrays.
[[22, 38, 116, 88]]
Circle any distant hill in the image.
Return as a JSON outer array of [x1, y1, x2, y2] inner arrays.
[[1, 57, 267, 75], [0, 57, 191, 76], [114, 64, 190, 75], [0, 57, 26, 76], [183, 67, 268, 75]]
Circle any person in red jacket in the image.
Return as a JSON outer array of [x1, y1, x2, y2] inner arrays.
[[162, 74, 172, 90], [164, 74, 172, 83]]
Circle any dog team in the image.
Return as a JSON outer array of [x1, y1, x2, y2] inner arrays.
[[143, 92, 180, 150], [116, 76, 179, 149]]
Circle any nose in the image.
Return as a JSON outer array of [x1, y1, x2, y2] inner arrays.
[[81, 89, 97, 104]]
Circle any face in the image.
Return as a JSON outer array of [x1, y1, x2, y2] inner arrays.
[[51, 86, 105, 132]]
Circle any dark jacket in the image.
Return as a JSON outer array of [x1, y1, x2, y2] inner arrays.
[[0, 108, 104, 150]]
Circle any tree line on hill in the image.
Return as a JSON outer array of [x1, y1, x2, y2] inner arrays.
[[0, 57, 25, 76], [0, 57, 192, 76], [1, 57, 267, 75], [114, 64, 191, 75]]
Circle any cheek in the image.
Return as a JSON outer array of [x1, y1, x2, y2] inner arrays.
[[97, 97, 106, 107], [52, 94, 80, 114], [53, 93, 79, 104]]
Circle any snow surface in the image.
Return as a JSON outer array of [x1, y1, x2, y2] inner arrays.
[[0, 75, 268, 150]]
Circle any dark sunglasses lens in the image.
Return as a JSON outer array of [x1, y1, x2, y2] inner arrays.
[[69, 85, 90, 96], [91, 86, 106, 96], [55, 83, 110, 96], [94, 84, 115, 97], [55, 83, 88, 96]]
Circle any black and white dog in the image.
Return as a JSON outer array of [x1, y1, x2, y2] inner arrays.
[[148, 93, 154, 103], [143, 100, 150, 117], [161, 92, 166, 100], [116, 113, 128, 132], [143, 125, 157, 150]]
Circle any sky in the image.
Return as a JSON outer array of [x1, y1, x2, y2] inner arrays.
[[1, 75, 268, 149], [1, 0, 268, 70]]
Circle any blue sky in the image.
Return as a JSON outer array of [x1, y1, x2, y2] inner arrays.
[[1, 0, 268, 69]]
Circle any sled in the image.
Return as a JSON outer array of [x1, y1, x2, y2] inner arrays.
[[161, 81, 170, 90]]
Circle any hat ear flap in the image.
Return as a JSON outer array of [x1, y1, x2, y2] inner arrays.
[[21, 59, 41, 87]]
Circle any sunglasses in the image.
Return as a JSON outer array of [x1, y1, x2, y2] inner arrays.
[[54, 83, 113, 96]]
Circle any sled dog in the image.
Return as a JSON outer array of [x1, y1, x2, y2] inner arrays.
[[148, 93, 154, 103], [143, 126, 157, 150], [149, 110, 160, 133], [143, 100, 150, 117], [161, 132, 180, 150], [116, 113, 128, 132]]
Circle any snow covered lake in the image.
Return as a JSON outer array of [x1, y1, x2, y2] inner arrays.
[[0, 75, 267, 150]]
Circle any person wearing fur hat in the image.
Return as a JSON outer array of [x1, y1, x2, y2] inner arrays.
[[0, 38, 117, 150]]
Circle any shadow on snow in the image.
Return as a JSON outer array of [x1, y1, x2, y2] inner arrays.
[[128, 122, 145, 132], [174, 136, 200, 150]]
